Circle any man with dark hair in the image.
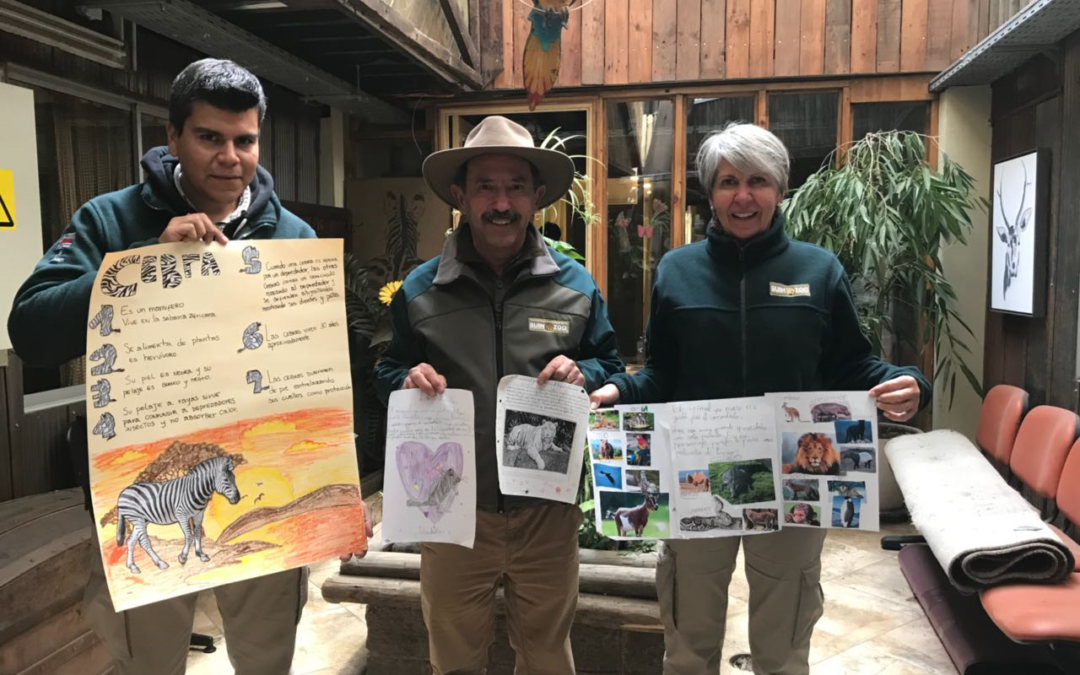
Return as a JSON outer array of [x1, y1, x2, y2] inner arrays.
[[8, 58, 330, 674]]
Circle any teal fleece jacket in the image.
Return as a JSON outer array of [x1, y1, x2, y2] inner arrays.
[[8, 147, 315, 368], [607, 212, 932, 407]]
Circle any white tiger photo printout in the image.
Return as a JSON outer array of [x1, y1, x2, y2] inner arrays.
[[494, 375, 589, 504], [383, 389, 476, 548], [85, 240, 365, 611]]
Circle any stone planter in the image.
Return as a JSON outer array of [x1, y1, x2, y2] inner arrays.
[[322, 546, 664, 674]]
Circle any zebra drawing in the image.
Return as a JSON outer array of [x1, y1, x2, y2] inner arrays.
[[89, 344, 122, 376], [88, 305, 118, 336], [115, 456, 241, 574]]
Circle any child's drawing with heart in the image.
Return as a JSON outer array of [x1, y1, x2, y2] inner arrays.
[[396, 441, 464, 523]]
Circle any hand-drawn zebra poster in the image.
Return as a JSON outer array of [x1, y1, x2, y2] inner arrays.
[[382, 388, 476, 547], [494, 375, 589, 504], [769, 392, 879, 531], [587, 405, 674, 541], [85, 239, 365, 611]]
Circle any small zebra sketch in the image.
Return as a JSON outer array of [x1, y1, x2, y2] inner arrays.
[[238, 323, 264, 353], [89, 344, 123, 376], [90, 379, 114, 408], [246, 370, 265, 394], [89, 305, 119, 336], [93, 413, 116, 441], [240, 246, 262, 274], [115, 456, 241, 574]]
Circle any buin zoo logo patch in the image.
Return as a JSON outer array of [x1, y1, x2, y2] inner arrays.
[[528, 318, 570, 335], [769, 282, 811, 297]]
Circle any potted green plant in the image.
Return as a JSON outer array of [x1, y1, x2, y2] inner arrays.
[[782, 131, 986, 516]]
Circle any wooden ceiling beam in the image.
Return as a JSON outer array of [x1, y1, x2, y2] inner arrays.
[[334, 0, 483, 90], [438, 0, 480, 68]]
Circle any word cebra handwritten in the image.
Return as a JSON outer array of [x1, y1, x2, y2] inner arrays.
[[101, 252, 221, 298]]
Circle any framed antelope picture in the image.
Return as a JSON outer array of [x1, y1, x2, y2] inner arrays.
[[990, 149, 1049, 317]]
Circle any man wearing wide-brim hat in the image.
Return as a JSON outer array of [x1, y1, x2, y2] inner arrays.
[[376, 115, 624, 673]]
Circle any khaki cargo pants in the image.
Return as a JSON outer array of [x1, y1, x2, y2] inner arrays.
[[420, 502, 582, 675], [656, 527, 828, 675], [82, 528, 307, 675]]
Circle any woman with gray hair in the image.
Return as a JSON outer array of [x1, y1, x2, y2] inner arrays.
[[589, 123, 929, 674]]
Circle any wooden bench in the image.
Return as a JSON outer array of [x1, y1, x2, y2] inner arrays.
[[0, 488, 112, 675]]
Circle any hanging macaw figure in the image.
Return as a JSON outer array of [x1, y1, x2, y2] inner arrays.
[[523, 0, 575, 110]]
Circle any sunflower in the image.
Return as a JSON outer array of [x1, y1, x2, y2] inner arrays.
[[378, 280, 403, 306]]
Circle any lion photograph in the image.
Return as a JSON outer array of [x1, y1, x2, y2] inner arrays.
[[781, 432, 841, 475]]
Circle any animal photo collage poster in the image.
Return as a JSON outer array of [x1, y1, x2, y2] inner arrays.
[[588, 405, 674, 541], [589, 392, 879, 541], [85, 240, 366, 611], [770, 392, 880, 531]]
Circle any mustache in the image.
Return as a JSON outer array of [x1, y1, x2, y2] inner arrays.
[[482, 209, 520, 224]]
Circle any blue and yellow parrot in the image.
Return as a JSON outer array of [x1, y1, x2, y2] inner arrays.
[[523, 0, 575, 110]]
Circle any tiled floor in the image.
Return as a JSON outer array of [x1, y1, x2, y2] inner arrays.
[[186, 522, 957, 675]]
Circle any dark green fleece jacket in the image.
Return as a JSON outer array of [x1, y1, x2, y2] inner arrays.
[[8, 147, 315, 368], [607, 212, 932, 407], [376, 224, 624, 512]]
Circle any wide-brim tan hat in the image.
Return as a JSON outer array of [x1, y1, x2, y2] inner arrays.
[[423, 115, 575, 210]]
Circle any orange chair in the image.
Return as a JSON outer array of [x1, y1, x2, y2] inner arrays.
[[975, 384, 1029, 478], [981, 437, 1080, 653], [1007, 406, 1080, 521]]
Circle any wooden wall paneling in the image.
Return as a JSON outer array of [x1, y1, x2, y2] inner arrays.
[[1025, 96, 1062, 407], [900, 0, 929, 72], [652, 0, 679, 81], [561, 0, 583, 86], [4, 354, 23, 498], [926, 0, 954, 70], [876, 0, 901, 72], [478, 0, 505, 85], [496, 0, 514, 87], [672, 95, 687, 249], [677, 0, 703, 81], [582, 0, 607, 84], [977, 0, 991, 41], [799, 0, 826, 76], [824, 0, 852, 75], [0, 358, 13, 502], [628, 0, 653, 85], [605, 0, 630, 84], [849, 74, 934, 102], [950, 0, 971, 61], [1001, 107, 1036, 392], [773, 0, 801, 77], [748, 0, 774, 78], [839, 85, 852, 150], [927, 96, 940, 167], [726, 0, 751, 79], [983, 110, 1009, 390], [1051, 34, 1080, 409], [755, 89, 767, 127], [513, 0, 532, 87], [850, 0, 877, 74], [700, 0, 728, 79]]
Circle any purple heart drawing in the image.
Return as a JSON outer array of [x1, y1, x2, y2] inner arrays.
[[397, 441, 464, 524]]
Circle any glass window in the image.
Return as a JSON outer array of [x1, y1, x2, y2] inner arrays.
[[767, 92, 839, 192], [605, 100, 675, 364], [357, 138, 431, 179], [685, 96, 755, 243], [141, 113, 169, 157], [852, 102, 929, 140], [456, 111, 589, 259]]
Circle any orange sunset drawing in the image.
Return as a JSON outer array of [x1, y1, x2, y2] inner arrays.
[[91, 407, 365, 609]]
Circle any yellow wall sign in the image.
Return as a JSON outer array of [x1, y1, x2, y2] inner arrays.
[[0, 169, 15, 230]]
